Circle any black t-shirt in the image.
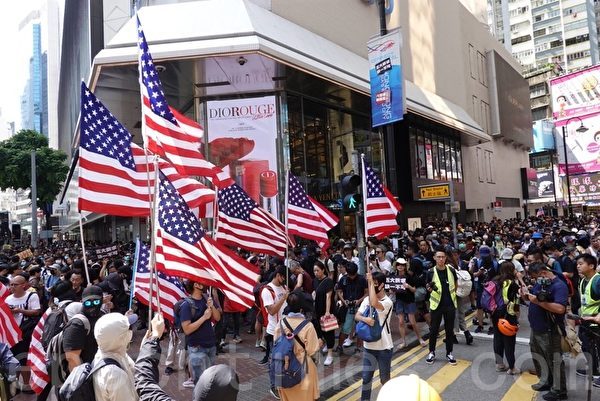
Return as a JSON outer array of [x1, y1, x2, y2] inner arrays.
[[394, 273, 420, 303], [559, 255, 578, 290], [436, 268, 454, 309], [409, 257, 424, 279], [62, 314, 100, 366], [337, 275, 368, 302], [313, 277, 334, 317]]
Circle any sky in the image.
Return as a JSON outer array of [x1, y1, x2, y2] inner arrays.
[[0, 1, 40, 130]]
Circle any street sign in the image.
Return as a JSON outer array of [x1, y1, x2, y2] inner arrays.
[[418, 183, 450, 200], [492, 200, 502, 212], [447, 201, 460, 213]]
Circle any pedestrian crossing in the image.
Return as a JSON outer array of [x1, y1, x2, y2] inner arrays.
[[326, 332, 539, 401]]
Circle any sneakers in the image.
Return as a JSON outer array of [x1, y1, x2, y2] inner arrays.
[[531, 382, 552, 392], [164, 367, 175, 375], [258, 356, 269, 365], [343, 338, 354, 347], [464, 330, 474, 345], [259, 339, 267, 350], [269, 386, 281, 399], [425, 352, 436, 365], [474, 326, 484, 333], [446, 353, 457, 365], [322, 345, 328, 353], [496, 364, 508, 372], [232, 336, 242, 344], [541, 390, 568, 401], [507, 368, 521, 376], [182, 378, 195, 388], [255, 340, 261, 348], [219, 339, 227, 347], [336, 345, 344, 355], [487, 326, 494, 335], [324, 355, 333, 366]]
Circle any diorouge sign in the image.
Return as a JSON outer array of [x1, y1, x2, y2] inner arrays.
[[367, 29, 405, 127]]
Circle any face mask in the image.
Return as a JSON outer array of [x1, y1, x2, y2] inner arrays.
[[458, 243, 466, 250], [495, 236, 500, 241], [83, 300, 103, 318]]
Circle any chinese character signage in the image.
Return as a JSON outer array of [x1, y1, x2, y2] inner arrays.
[[367, 29, 405, 127], [564, 172, 600, 203]]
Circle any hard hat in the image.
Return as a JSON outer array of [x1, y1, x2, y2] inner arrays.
[[377, 374, 442, 401], [498, 318, 519, 337]]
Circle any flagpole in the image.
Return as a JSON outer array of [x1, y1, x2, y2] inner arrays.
[[360, 154, 370, 273], [212, 186, 219, 239], [284, 169, 290, 289], [147, 156, 163, 322], [129, 238, 140, 310], [78, 213, 92, 286]]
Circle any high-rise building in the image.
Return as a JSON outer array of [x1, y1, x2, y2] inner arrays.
[[488, 0, 599, 73], [19, 21, 48, 136]]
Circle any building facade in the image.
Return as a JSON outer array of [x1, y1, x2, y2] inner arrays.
[[57, 0, 533, 241]]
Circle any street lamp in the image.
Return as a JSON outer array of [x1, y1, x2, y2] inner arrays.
[[561, 117, 588, 217]]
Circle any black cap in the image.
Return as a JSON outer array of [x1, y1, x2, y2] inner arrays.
[[82, 285, 103, 301]]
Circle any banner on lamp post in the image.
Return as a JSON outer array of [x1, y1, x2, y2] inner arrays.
[[367, 29, 405, 127]]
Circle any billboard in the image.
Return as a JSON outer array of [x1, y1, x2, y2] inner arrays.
[[550, 65, 600, 122], [488, 51, 533, 147], [536, 169, 555, 198], [367, 29, 405, 127], [206, 96, 279, 216], [555, 112, 600, 174], [521, 168, 538, 199], [532, 120, 555, 152], [562, 171, 600, 203]]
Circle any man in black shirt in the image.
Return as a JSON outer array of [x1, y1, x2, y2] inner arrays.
[[62, 285, 104, 373]]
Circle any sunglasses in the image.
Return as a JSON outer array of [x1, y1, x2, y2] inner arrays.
[[83, 299, 102, 307]]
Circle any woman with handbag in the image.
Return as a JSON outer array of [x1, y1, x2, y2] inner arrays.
[[355, 271, 394, 401], [312, 261, 336, 366]]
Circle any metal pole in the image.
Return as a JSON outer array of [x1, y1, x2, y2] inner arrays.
[[450, 180, 458, 249], [31, 150, 37, 248], [562, 125, 573, 217], [377, 0, 387, 35], [354, 151, 366, 275]]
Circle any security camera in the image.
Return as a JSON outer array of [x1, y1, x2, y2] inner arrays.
[[238, 56, 247, 66]]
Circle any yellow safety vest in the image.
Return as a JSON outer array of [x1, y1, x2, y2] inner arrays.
[[429, 265, 457, 310], [580, 273, 600, 321]]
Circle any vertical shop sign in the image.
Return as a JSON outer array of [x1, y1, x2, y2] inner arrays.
[[367, 29, 405, 127]]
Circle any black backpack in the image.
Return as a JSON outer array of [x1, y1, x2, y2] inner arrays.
[[172, 297, 198, 331], [46, 314, 90, 386], [58, 358, 121, 401], [41, 301, 73, 350]]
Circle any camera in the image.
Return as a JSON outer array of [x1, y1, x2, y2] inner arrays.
[[369, 254, 377, 261], [536, 277, 552, 302], [427, 282, 438, 292], [237, 56, 247, 66]]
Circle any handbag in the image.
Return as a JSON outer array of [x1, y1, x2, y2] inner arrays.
[[19, 293, 40, 339], [355, 305, 392, 342], [319, 314, 339, 332]]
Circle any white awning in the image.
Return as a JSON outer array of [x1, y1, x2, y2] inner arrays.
[[91, 0, 488, 144]]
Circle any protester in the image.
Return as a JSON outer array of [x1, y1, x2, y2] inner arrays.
[[355, 271, 394, 400], [335, 262, 367, 354], [92, 313, 138, 400], [312, 261, 335, 366], [393, 258, 426, 349], [275, 290, 319, 401], [491, 261, 520, 375]]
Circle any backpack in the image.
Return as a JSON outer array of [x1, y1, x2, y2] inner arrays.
[[58, 358, 122, 401], [270, 318, 309, 389], [41, 301, 73, 350], [173, 297, 198, 331], [258, 285, 276, 328], [480, 280, 505, 314], [455, 270, 473, 298], [46, 314, 90, 386], [476, 258, 498, 283]]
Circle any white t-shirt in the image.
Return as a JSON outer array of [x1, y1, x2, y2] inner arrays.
[[6, 291, 41, 326], [261, 283, 287, 335], [358, 295, 394, 351]]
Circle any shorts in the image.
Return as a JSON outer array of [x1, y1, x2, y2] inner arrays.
[[342, 309, 357, 335], [395, 300, 417, 315]]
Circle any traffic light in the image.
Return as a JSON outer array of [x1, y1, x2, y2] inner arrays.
[[341, 174, 362, 213]]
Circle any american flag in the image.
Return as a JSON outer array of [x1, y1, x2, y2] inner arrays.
[[27, 308, 51, 394], [137, 17, 229, 184], [216, 183, 288, 257], [287, 172, 338, 250], [133, 240, 187, 323], [155, 173, 260, 308], [0, 284, 21, 347], [362, 158, 401, 239], [78, 82, 214, 217]]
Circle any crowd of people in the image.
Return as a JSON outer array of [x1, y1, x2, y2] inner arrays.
[[0, 214, 599, 401]]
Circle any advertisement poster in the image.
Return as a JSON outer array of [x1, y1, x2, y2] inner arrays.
[[367, 29, 405, 127], [562, 171, 600, 203], [536, 169, 555, 198], [555, 112, 600, 174], [550, 65, 600, 122], [532, 120, 556, 152], [206, 96, 279, 217]]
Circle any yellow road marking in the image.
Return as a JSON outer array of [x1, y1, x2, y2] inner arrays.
[[500, 372, 538, 401], [327, 312, 475, 401], [427, 359, 471, 394]]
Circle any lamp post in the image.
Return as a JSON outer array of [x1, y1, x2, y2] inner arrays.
[[561, 117, 588, 217]]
